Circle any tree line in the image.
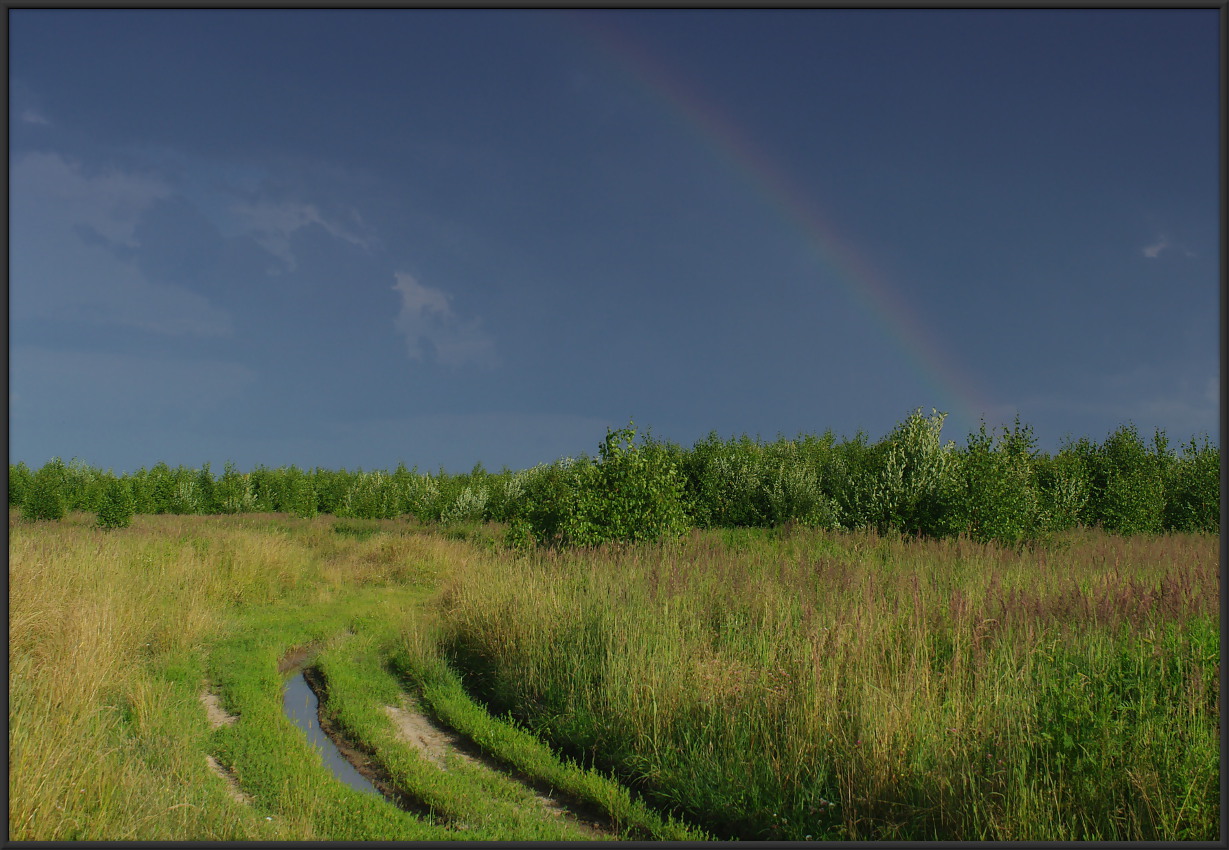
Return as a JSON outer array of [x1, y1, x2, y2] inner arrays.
[[8, 409, 1219, 546]]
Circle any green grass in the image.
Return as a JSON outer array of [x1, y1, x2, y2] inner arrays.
[[433, 526, 1220, 840], [9, 510, 1218, 840], [8, 511, 704, 840]]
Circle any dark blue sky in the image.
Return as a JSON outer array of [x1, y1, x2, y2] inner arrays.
[[9, 9, 1221, 473]]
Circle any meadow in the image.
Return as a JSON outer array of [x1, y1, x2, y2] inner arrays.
[[8, 410, 1221, 840], [8, 510, 1218, 840]]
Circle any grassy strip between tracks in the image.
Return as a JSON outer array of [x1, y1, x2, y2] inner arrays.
[[209, 584, 708, 841], [10, 512, 707, 840]]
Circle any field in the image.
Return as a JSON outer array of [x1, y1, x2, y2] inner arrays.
[[7, 508, 1219, 841]]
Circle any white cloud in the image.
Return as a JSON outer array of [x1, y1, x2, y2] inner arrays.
[[21, 108, 50, 125], [231, 199, 377, 271], [1141, 233, 1196, 259], [9, 151, 231, 336], [1142, 235, 1170, 258], [13, 151, 171, 246], [391, 271, 496, 367]]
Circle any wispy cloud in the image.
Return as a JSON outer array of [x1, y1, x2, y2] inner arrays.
[[9, 150, 232, 336], [391, 271, 496, 367], [21, 108, 50, 125], [231, 200, 377, 271], [1142, 234, 1170, 258], [13, 151, 171, 247], [1141, 233, 1196, 259]]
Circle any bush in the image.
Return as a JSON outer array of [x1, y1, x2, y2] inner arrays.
[[284, 467, 319, 519], [95, 476, 136, 529], [23, 458, 68, 521], [951, 416, 1041, 546], [1034, 449, 1091, 533], [9, 462, 33, 508], [826, 430, 881, 530], [867, 408, 960, 537], [1091, 424, 1166, 535], [1163, 436, 1220, 533], [216, 462, 256, 514], [561, 424, 690, 546]]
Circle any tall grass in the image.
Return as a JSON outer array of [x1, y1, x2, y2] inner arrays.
[[6, 510, 466, 840], [434, 526, 1220, 840]]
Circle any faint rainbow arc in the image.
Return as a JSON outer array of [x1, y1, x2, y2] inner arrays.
[[570, 16, 991, 428]]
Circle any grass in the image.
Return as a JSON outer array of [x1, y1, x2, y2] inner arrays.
[[434, 525, 1220, 840], [8, 509, 1219, 840], [7, 510, 706, 840]]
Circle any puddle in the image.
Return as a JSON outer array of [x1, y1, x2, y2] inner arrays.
[[275, 648, 616, 838], [282, 670, 384, 800]]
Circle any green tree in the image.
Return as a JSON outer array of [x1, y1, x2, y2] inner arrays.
[[562, 423, 690, 546], [952, 415, 1041, 546], [9, 462, 33, 509], [868, 409, 960, 537], [1162, 435, 1220, 533], [1092, 423, 1166, 535], [282, 466, 318, 519], [96, 476, 136, 529], [1034, 447, 1091, 533], [216, 462, 255, 514], [195, 462, 218, 514], [23, 458, 68, 521]]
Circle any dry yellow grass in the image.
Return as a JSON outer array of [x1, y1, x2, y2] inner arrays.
[[7, 510, 482, 840]]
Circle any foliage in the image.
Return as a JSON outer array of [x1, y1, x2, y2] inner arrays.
[[1033, 446, 1091, 533], [10, 409, 1217, 546], [9, 461, 33, 508], [1088, 424, 1167, 535], [1162, 436, 1220, 533], [951, 416, 1041, 546], [867, 408, 960, 537], [559, 424, 691, 547], [216, 462, 256, 514], [95, 476, 136, 529], [22, 458, 68, 521]]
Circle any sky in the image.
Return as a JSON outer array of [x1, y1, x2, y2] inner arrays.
[[8, 9, 1222, 475]]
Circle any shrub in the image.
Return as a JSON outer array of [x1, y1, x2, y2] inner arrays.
[[867, 408, 960, 537], [285, 467, 318, 519], [194, 462, 218, 514], [23, 458, 68, 521], [951, 416, 1041, 546], [95, 476, 136, 529], [338, 470, 396, 519], [1034, 449, 1091, 533], [1163, 436, 1220, 533], [502, 459, 584, 548], [1091, 424, 1166, 535], [216, 462, 256, 514], [826, 430, 881, 530], [561, 424, 690, 547], [9, 462, 33, 508]]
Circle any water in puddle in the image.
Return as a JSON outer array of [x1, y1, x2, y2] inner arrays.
[[282, 671, 382, 799]]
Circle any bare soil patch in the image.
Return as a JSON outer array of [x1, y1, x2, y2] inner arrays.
[[200, 685, 249, 805], [205, 754, 252, 805], [200, 688, 238, 729]]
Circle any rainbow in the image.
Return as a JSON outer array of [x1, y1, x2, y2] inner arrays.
[[564, 14, 992, 431]]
